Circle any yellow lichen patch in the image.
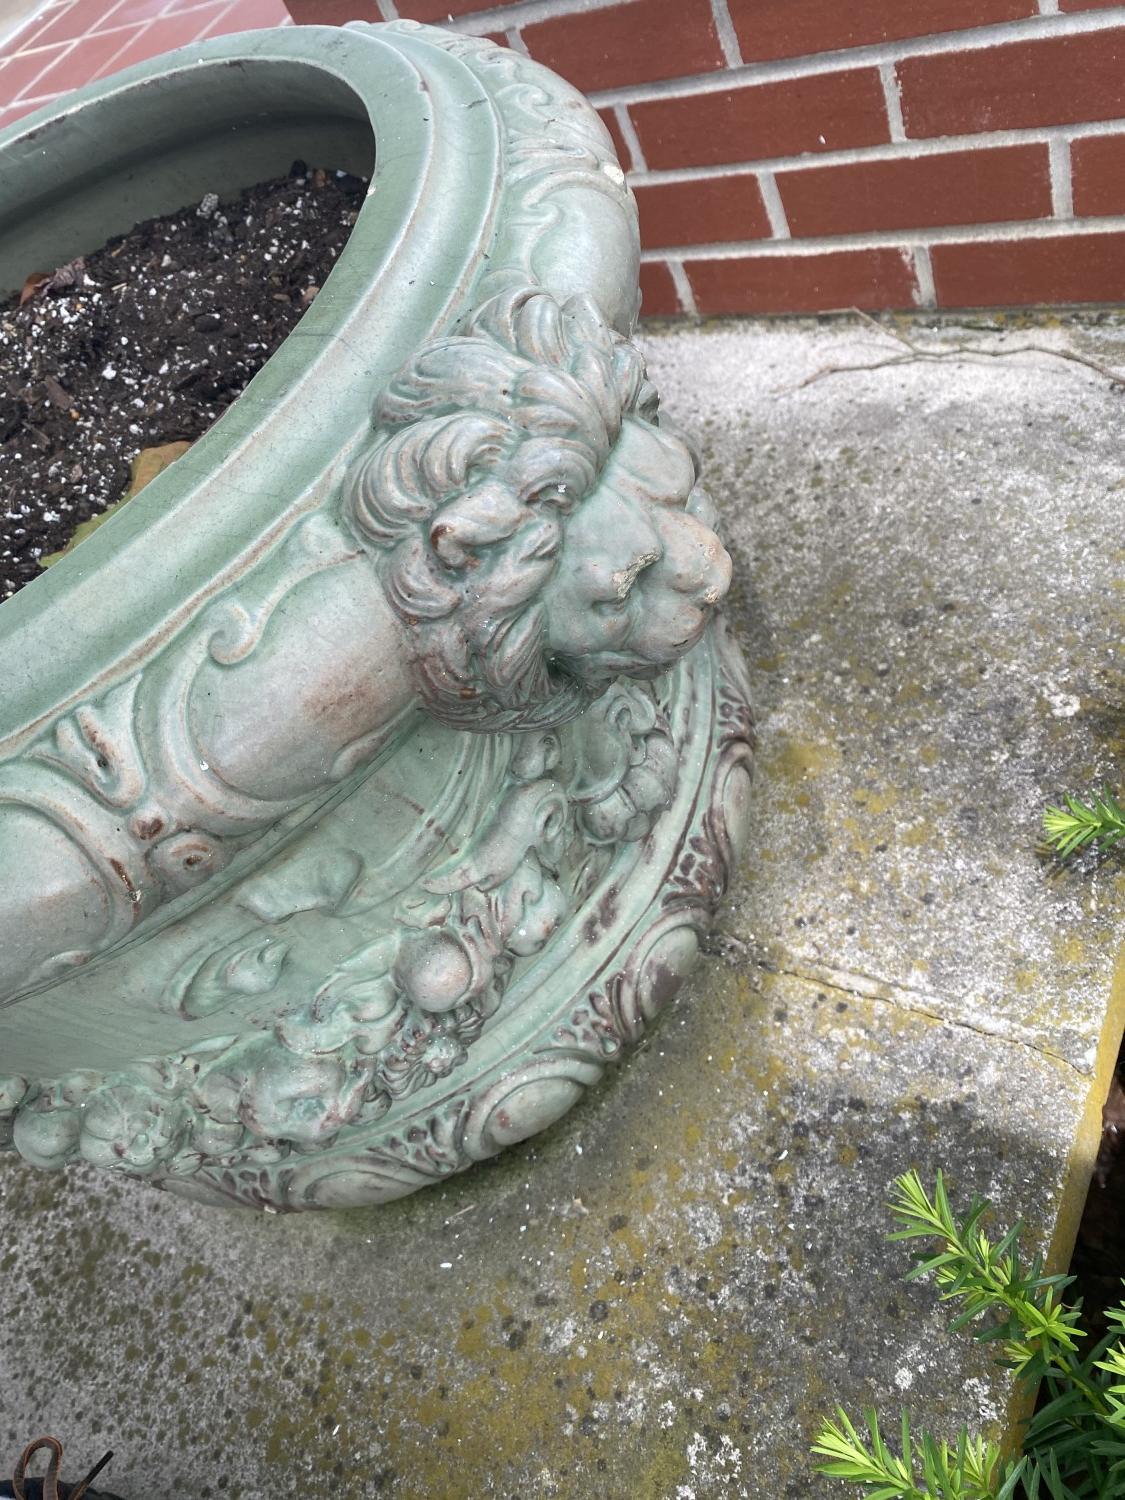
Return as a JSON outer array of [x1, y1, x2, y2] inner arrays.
[[770, 735, 841, 787], [853, 787, 899, 817]]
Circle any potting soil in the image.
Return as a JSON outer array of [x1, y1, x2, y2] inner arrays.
[[0, 162, 367, 602]]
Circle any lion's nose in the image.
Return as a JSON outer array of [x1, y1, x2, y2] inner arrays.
[[652, 505, 732, 611]]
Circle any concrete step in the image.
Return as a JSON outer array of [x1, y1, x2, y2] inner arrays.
[[2, 313, 1122, 1498]]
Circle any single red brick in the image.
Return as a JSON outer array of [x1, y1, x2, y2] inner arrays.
[[687, 247, 917, 314], [25, 0, 133, 49], [0, 42, 71, 100], [105, 0, 184, 26], [522, 0, 724, 95], [639, 260, 683, 316], [30, 24, 141, 89], [1072, 135, 1125, 216], [899, 29, 1125, 138], [93, 3, 236, 74], [204, 0, 292, 35], [598, 107, 633, 172], [284, 0, 378, 21], [393, 0, 506, 20], [728, 0, 1034, 63], [634, 173, 771, 249], [0, 94, 56, 125], [932, 232, 1125, 307], [779, 143, 1051, 238], [632, 69, 889, 172]]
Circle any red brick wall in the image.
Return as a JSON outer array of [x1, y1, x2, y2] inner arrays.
[[7, 0, 1125, 316], [285, 0, 1125, 317], [0, 0, 290, 127]]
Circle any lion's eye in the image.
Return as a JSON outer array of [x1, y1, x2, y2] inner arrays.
[[531, 483, 568, 507]]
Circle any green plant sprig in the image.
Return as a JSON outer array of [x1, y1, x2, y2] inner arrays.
[[888, 1171, 1092, 1396], [812, 1171, 1125, 1500], [1042, 790, 1125, 860], [812, 1405, 1016, 1499]]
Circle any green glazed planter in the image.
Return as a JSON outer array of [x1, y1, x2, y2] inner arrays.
[[0, 21, 753, 1210]]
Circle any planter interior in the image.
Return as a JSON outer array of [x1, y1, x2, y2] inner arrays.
[[0, 61, 375, 300]]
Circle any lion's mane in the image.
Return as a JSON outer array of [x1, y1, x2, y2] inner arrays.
[[344, 284, 661, 730]]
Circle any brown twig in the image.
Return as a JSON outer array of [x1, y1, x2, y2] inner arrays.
[[70, 1448, 114, 1500], [775, 307, 1125, 394], [851, 306, 916, 349], [444, 1202, 478, 1224]]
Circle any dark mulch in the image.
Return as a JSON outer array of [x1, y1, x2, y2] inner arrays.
[[0, 161, 367, 602], [1069, 1063, 1125, 1344], [0, 1484, 122, 1499]]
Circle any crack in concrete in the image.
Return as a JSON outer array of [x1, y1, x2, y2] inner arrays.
[[703, 929, 1086, 1079]]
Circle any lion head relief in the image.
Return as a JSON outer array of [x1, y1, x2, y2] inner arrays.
[[344, 283, 731, 731]]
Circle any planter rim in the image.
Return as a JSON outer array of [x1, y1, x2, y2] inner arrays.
[[0, 22, 500, 745], [0, 19, 645, 1015]]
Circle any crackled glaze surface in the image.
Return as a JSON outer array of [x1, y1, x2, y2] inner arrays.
[[0, 22, 752, 1208]]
